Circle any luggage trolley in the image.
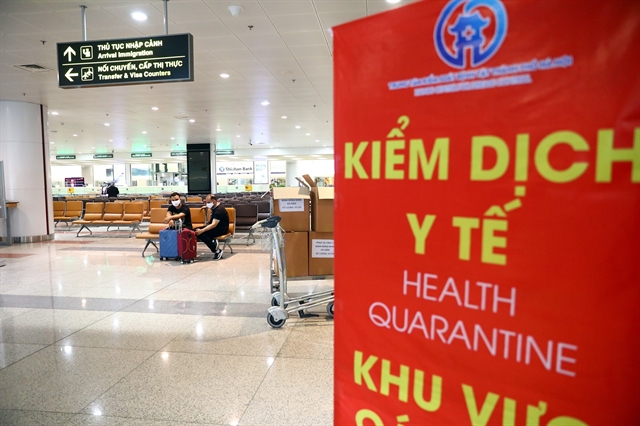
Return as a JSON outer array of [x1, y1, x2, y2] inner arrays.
[[252, 216, 334, 328]]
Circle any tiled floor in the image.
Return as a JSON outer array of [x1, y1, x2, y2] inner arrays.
[[0, 229, 334, 426]]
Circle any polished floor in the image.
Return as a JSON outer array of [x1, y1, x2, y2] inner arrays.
[[0, 228, 334, 426]]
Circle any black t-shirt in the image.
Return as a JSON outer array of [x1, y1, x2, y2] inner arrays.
[[106, 186, 119, 197], [168, 203, 192, 229], [208, 204, 229, 234]]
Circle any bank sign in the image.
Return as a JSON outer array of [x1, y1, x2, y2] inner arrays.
[[56, 33, 193, 88]]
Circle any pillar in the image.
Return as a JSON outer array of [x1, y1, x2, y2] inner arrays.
[[210, 143, 217, 194], [0, 101, 54, 242], [286, 160, 299, 187]]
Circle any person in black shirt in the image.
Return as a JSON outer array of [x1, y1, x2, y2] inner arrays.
[[164, 192, 192, 229], [106, 183, 119, 198], [195, 194, 229, 260]]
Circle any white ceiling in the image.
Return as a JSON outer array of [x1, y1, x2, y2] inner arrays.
[[0, 0, 418, 163]]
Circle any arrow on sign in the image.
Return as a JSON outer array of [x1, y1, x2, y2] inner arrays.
[[63, 46, 76, 61], [65, 68, 79, 82]]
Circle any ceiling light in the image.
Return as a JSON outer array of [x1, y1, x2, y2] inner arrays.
[[236, 135, 240, 137], [261, 100, 270, 106], [386, 0, 401, 3], [315, 139, 320, 142], [295, 125, 300, 129], [104, 123, 110, 126], [228, 5, 244, 17], [50, 141, 55, 144], [131, 12, 148, 21], [91, 146, 95, 149], [170, 137, 175, 140], [151, 106, 159, 110], [109, 139, 113, 142], [51, 111, 59, 115], [216, 128, 221, 131], [73, 134, 77, 136], [281, 116, 287, 119], [323, 145, 327, 147], [306, 133, 310, 136], [189, 119, 195, 123], [220, 73, 230, 78], [142, 131, 147, 134]]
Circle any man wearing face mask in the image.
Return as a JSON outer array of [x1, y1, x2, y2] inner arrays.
[[194, 194, 229, 260], [164, 192, 192, 229]]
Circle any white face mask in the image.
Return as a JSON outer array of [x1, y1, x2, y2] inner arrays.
[[206, 202, 214, 209], [171, 200, 181, 207]]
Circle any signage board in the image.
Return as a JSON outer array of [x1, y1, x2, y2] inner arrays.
[[216, 150, 235, 156], [333, 1, 639, 425], [56, 155, 76, 160], [131, 153, 152, 158], [93, 154, 113, 159], [64, 177, 84, 187], [57, 33, 194, 88], [254, 158, 268, 184], [170, 151, 187, 157]]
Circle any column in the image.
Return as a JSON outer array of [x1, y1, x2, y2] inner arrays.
[[286, 161, 299, 187], [210, 143, 217, 194], [0, 101, 54, 242]]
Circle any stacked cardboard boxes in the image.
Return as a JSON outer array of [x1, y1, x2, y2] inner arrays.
[[271, 180, 334, 277], [272, 187, 310, 277], [303, 175, 334, 276]]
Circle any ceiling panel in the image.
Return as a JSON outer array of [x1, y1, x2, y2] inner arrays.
[[0, 0, 420, 158], [260, 1, 316, 16], [270, 13, 321, 33]]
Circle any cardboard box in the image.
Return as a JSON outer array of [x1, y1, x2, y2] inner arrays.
[[308, 232, 334, 276], [275, 231, 309, 278], [272, 187, 310, 232], [302, 175, 334, 232]]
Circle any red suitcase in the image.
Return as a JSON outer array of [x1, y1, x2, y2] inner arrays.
[[178, 228, 197, 264]]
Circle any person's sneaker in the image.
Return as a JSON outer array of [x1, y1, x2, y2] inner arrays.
[[214, 249, 223, 260]]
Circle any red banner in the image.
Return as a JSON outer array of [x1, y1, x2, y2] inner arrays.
[[333, 1, 639, 425]]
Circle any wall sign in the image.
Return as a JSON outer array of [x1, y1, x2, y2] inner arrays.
[[57, 33, 194, 88], [170, 151, 187, 157], [56, 155, 76, 160], [333, 1, 639, 425], [131, 153, 152, 158], [93, 154, 113, 159]]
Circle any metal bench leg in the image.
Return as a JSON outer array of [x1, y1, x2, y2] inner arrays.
[[76, 224, 92, 237], [141, 239, 158, 256], [246, 229, 256, 245]]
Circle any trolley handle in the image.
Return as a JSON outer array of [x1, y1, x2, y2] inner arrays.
[[251, 215, 281, 229]]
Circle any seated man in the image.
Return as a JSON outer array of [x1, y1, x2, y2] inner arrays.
[[164, 192, 192, 229], [195, 194, 229, 260]]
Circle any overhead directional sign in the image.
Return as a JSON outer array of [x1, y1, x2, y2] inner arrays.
[[57, 33, 194, 88]]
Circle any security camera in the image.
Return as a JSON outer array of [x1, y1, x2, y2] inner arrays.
[[248, 139, 253, 146]]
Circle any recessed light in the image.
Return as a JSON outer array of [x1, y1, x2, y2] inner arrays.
[[281, 115, 287, 119], [216, 128, 221, 131], [189, 119, 195, 123], [109, 139, 113, 142], [295, 125, 301, 129], [50, 141, 55, 144], [323, 145, 327, 147], [236, 135, 240, 137], [51, 111, 59, 115], [315, 139, 320, 142], [170, 137, 175, 140], [386, 0, 401, 3], [91, 147, 95, 149], [104, 123, 110, 126], [151, 106, 159, 111], [261, 100, 270, 106], [306, 133, 310, 136], [142, 131, 147, 134], [73, 134, 77, 137], [220, 73, 230, 78], [131, 12, 147, 21]]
